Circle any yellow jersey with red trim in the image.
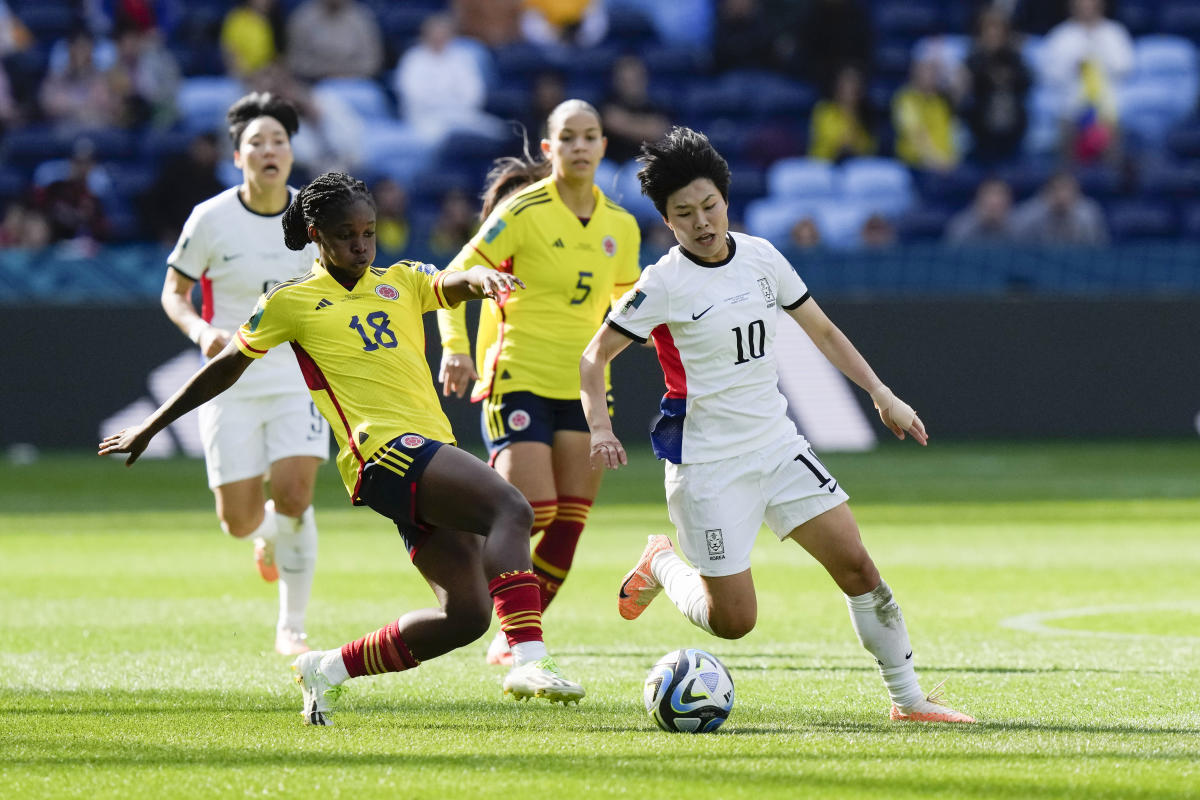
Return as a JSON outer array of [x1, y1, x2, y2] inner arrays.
[[437, 176, 641, 401], [235, 259, 455, 500]]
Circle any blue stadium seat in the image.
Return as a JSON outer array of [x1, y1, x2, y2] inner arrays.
[[912, 34, 971, 74], [897, 205, 953, 243], [873, 1, 943, 38], [837, 157, 915, 216], [1118, 80, 1186, 147], [177, 77, 245, 134], [1108, 200, 1178, 240], [744, 197, 818, 245], [1139, 158, 1200, 198], [359, 122, 434, 185], [1181, 202, 1200, 238], [612, 161, 659, 225], [1119, 1, 1159, 36], [813, 203, 873, 250], [0, 166, 27, 203], [1166, 120, 1200, 159], [594, 159, 620, 197], [313, 78, 394, 121], [765, 158, 837, 200], [915, 163, 983, 207]]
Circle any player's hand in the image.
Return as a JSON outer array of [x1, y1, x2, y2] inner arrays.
[[198, 326, 231, 359], [439, 352, 478, 398], [871, 386, 928, 446], [97, 424, 154, 466], [590, 429, 627, 470], [468, 266, 525, 303]]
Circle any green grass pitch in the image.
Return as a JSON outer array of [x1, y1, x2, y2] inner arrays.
[[2, 441, 1198, 799]]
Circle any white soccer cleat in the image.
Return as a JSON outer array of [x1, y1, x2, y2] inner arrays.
[[485, 629, 513, 666], [502, 656, 585, 704], [890, 680, 976, 724], [275, 627, 311, 656], [291, 651, 343, 726]]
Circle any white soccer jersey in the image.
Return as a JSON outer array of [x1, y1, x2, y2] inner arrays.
[[607, 232, 810, 464], [168, 187, 319, 399]]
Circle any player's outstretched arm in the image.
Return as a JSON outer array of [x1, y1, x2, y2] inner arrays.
[[580, 324, 634, 469], [439, 265, 525, 307], [785, 297, 927, 446], [98, 344, 254, 465]]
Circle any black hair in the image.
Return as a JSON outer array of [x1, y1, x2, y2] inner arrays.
[[282, 171, 375, 251], [636, 126, 732, 217], [226, 92, 300, 149]]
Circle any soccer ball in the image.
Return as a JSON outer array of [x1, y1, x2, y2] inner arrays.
[[643, 648, 734, 733]]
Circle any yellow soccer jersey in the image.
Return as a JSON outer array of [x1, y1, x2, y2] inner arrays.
[[236, 259, 455, 500], [437, 176, 641, 401]]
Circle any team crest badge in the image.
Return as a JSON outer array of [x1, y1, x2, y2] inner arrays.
[[375, 284, 399, 300], [507, 409, 531, 431], [757, 277, 776, 308], [400, 434, 426, 448], [602, 235, 617, 257], [705, 529, 725, 559]]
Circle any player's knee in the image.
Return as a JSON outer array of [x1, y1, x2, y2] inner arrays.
[[494, 485, 535, 534], [444, 593, 492, 646], [840, 552, 881, 597], [710, 609, 756, 640], [270, 485, 312, 518], [219, 512, 260, 539]]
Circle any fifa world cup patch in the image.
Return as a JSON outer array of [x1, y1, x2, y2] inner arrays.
[[757, 278, 776, 308], [483, 219, 507, 243], [507, 409, 531, 431], [400, 434, 426, 448], [619, 290, 646, 317], [705, 529, 725, 560], [375, 284, 399, 300]]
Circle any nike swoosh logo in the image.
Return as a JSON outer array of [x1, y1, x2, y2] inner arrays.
[[222, 253, 242, 262], [691, 305, 714, 320], [827, 481, 839, 494], [905, 651, 913, 660], [619, 575, 635, 599]]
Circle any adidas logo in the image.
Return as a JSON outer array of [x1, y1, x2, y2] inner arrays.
[[314, 298, 333, 310], [552, 238, 565, 248]]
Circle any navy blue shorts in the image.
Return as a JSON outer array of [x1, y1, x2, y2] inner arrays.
[[356, 433, 445, 558], [479, 391, 611, 461]]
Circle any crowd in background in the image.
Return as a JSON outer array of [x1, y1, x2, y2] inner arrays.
[[0, 0, 1197, 259]]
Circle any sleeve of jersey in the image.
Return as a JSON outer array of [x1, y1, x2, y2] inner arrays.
[[609, 219, 642, 303], [166, 209, 208, 280], [605, 271, 666, 344], [401, 261, 452, 313], [774, 246, 811, 309], [445, 206, 517, 275], [235, 293, 292, 359]]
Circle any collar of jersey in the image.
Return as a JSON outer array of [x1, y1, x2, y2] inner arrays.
[[679, 233, 736, 268]]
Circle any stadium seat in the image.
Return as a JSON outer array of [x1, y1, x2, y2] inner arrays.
[[1180, 202, 1200, 238], [1166, 119, 1200, 159], [912, 34, 971, 74], [0, 166, 26, 203], [873, 1, 943, 38], [765, 158, 837, 200], [359, 122, 436, 185], [313, 78, 394, 121], [813, 203, 873, 250], [1118, 80, 1186, 147], [915, 162, 983, 207], [1138, 158, 1200, 198], [594, 159, 620, 197], [744, 197, 818, 245], [1107, 200, 1178, 240], [1118, 1, 1158, 35], [897, 205, 953, 243], [177, 77, 246, 134], [612, 161, 660, 225], [837, 157, 915, 216]]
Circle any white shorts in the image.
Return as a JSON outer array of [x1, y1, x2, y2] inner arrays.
[[664, 434, 850, 577], [197, 392, 329, 489]]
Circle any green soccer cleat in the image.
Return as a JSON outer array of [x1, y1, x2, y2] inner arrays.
[[502, 656, 584, 704], [291, 651, 344, 726]]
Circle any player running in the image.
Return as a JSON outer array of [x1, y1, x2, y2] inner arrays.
[[161, 92, 326, 656], [580, 127, 974, 724], [437, 100, 642, 665], [101, 172, 585, 726]]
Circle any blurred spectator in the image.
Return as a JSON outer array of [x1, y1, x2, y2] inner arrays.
[[284, 0, 383, 82], [713, 0, 780, 75], [32, 139, 109, 244], [789, 216, 821, 249], [809, 64, 879, 162], [453, 0, 522, 47], [0, 0, 33, 57], [893, 56, 961, 171], [860, 213, 897, 249], [0, 60, 20, 133], [39, 30, 125, 131], [944, 177, 1018, 245], [393, 13, 506, 146], [963, 8, 1031, 163], [0, 201, 52, 249], [141, 132, 224, 245], [109, 24, 180, 128], [251, 63, 365, 174], [1011, 171, 1109, 245], [221, 0, 284, 78], [373, 178, 411, 263], [427, 189, 478, 261], [517, 69, 567, 141], [1042, 0, 1132, 163], [520, 0, 608, 48], [786, 0, 874, 89], [600, 54, 670, 164]]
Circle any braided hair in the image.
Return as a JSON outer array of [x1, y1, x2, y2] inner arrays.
[[282, 172, 375, 251]]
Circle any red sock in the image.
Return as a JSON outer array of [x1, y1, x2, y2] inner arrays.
[[529, 499, 557, 536], [531, 496, 592, 610], [340, 619, 420, 678], [488, 570, 543, 648]]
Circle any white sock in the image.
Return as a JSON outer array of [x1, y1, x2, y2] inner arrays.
[[511, 640, 548, 666], [845, 580, 924, 708], [275, 504, 317, 633], [318, 648, 349, 686], [220, 503, 277, 542], [652, 550, 714, 635]]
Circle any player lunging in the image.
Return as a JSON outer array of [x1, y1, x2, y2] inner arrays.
[[161, 92, 327, 655], [102, 172, 584, 726], [580, 128, 974, 724]]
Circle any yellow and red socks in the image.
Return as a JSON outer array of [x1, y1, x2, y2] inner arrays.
[[531, 496, 592, 609], [339, 619, 420, 680], [489, 569, 545, 664], [530, 499, 557, 535]]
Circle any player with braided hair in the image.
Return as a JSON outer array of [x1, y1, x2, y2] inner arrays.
[[102, 171, 585, 726], [160, 91, 326, 656]]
